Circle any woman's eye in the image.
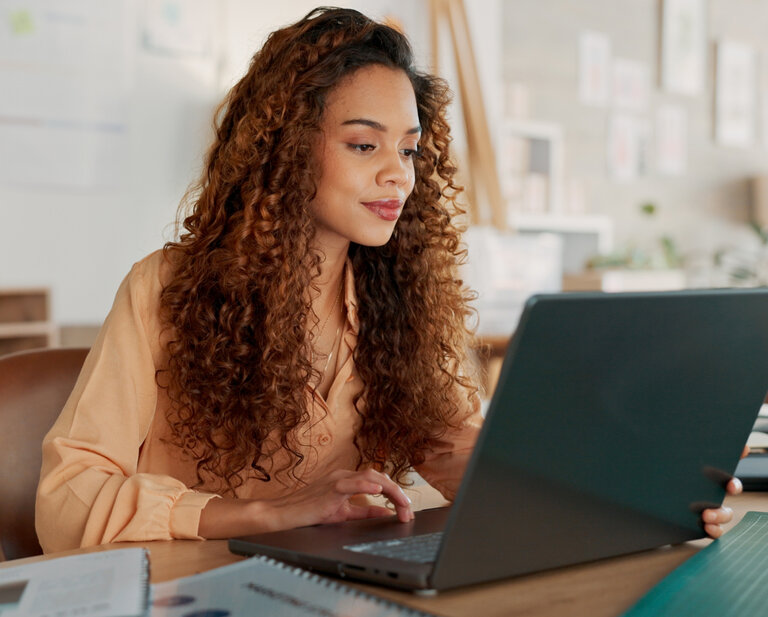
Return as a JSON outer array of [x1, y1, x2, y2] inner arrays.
[[349, 143, 376, 152], [401, 148, 419, 158]]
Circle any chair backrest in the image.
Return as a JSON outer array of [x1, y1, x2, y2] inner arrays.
[[0, 347, 88, 561]]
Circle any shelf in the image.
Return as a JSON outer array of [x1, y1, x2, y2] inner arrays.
[[0, 288, 57, 356], [0, 321, 57, 338]]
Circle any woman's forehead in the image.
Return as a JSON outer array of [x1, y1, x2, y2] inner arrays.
[[322, 65, 419, 130]]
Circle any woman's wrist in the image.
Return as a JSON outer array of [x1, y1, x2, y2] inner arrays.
[[197, 495, 277, 539]]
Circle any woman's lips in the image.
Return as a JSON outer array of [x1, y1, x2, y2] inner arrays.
[[362, 199, 402, 221]]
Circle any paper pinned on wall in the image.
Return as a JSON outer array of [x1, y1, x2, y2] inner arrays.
[[0, 0, 133, 189], [660, 0, 706, 96], [612, 58, 650, 111], [579, 30, 611, 107], [607, 113, 643, 181], [142, 0, 215, 57], [715, 40, 757, 148], [656, 104, 687, 175], [762, 52, 768, 149]]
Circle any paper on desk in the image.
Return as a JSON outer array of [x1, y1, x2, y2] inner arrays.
[[0, 548, 148, 617], [151, 555, 435, 617], [622, 511, 768, 616]]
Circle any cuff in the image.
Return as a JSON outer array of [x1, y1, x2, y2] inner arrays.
[[169, 491, 221, 539]]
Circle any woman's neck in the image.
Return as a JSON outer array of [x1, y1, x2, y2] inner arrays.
[[314, 236, 349, 292]]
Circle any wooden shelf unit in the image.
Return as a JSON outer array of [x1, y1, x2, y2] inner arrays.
[[0, 288, 58, 356]]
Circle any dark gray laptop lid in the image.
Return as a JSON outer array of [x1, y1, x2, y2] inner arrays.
[[431, 288, 768, 589]]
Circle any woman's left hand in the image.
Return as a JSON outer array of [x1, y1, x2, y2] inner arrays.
[[701, 444, 748, 539]]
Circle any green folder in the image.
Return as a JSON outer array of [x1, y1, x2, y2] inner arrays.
[[622, 511, 768, 616]]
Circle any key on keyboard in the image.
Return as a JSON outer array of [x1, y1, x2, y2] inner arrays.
[[343, 532, 443, 563]]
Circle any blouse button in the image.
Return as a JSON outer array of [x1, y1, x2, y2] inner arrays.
[[317, 434, 332, 446]]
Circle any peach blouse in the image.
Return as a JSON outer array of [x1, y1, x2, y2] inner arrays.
[[35, 250, 482, 553]]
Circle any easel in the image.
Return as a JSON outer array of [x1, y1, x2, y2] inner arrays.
[[428, 0, 507, 230]]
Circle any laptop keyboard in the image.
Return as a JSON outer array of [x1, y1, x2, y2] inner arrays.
[[343, 532, 443, 564]]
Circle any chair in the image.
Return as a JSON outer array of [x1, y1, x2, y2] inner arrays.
[[0, 347, 89, 561]]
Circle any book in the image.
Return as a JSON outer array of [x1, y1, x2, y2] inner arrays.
[[0, 547, 149, 617], [150, 555, 435, 617], [621, 511, 768, 616]]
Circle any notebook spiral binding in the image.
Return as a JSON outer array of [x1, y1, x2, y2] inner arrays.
[[257, 555, 438, 617]]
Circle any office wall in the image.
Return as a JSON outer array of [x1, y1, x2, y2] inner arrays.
[[0, 1, 436, 325], [0, 0, 504, 327], [500, 0, 768, 260], [3, 0, 765, 327]]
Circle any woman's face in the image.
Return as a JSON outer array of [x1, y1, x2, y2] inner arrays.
[[310, 64, 420, 250]]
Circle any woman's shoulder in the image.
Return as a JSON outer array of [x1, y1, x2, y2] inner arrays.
[[126, 248, 176, 291], [113, 249, 178, 325]]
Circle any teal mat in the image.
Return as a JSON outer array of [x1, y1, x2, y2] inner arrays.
[[622, 511, 768, 616]]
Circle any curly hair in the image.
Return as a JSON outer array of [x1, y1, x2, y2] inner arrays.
[[159, 6, 478, 493]]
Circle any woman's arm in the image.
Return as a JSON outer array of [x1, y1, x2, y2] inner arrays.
[[36, 255, 219, 552], [198, 468, 413, 538]]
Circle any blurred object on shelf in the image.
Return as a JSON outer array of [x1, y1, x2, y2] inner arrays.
[[463, 226, 562, 338], [752, 175, 768, 229], [586, 234, 683, 271], [587, 201, 683, 269], [500, 120, 563, 219], [563, 268, 686, 292], [508, 212, 613, 275]]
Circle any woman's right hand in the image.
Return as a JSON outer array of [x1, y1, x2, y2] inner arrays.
[[198, 468, 413, 539], [268, 468, 414, 528]]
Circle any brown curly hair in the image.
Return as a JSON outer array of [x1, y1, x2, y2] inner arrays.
[[159, 6, 478, 493]]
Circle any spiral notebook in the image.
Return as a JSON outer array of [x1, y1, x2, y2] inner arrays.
[[0, 547, 149, 617], [150, 555, 434, 617]]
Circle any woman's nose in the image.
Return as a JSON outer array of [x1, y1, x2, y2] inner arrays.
[[377, 150, 411, 186]]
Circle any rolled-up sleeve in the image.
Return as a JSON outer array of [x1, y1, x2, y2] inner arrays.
[[414, 394, 483, 501], [35, 256, 219, 553]]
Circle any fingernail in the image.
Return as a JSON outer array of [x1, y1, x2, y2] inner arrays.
[[405, 495, 412, 504], [375, 484, 383, 493]]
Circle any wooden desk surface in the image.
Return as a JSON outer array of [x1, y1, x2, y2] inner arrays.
[[4, 492, 764, 617]]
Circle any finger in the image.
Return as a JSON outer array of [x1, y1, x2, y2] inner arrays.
[[704, 523, 724, 539], [373, 473, 412, 508], [344, 504, 395, 521], [742, 444, 750, 459], [334, 477, 383, 496], [702, 507, 733, 524], [377, 484, 413, 522], [727, 476, 743, 495], [355, 470, 413, 520]]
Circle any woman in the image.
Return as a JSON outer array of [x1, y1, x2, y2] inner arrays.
[[35, 7, 737, 552]]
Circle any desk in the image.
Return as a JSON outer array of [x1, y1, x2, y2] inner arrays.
[[4, 493, 766, 617]]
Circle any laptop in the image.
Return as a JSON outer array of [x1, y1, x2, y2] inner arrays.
[[230, 288, 768, 591]]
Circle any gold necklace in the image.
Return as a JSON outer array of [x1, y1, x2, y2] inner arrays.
[[320, 323, 343, 382], [315, 281, 343, 342], [312, 280, 344, 384]]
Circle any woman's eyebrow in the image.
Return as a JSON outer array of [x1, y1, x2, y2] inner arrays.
[[341, 118, 421, 134]]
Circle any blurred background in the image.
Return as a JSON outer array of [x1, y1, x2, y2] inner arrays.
[[2, 0, 768, 383]]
